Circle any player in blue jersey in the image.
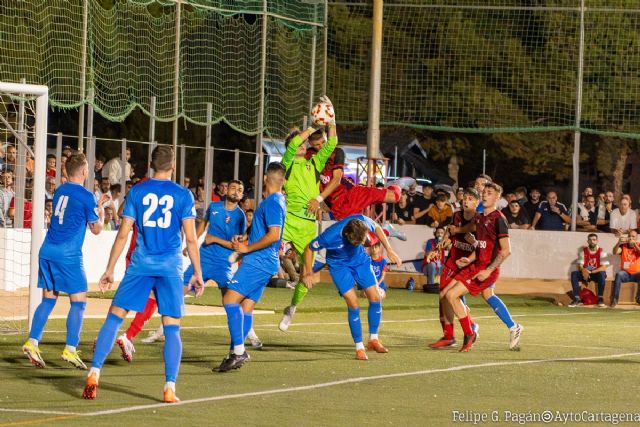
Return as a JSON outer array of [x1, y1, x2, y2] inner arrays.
[[215, 162, 286, 372], [83, 146, 205, 403], [22, 154, 109, 369], [302, 215, 401, 360]]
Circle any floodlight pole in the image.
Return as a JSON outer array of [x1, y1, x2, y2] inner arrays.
[[366, 0, 383, 186], [571, 0, 586, 232]]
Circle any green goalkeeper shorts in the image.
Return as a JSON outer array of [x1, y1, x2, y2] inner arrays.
[[283, 214, 318, 263]]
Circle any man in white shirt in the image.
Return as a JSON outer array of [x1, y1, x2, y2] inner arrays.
[[610, 197, 637, 236], [0, 170, 14, 227], [103, 148, 133, 185]]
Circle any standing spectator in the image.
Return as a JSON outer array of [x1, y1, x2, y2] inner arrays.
[[0, 146, 5, 172], [45, 176, 56, 201], [210, 182, 220, 202], [4, 145, 16, 173], [610, 230, 640, 307], [244, 208, 254, 236], [413, 186, 435, 225], [62, 145, 73, 158], [103, 148, 133, 185], [46, 154, 57, 178], [568, 233, 609, 307], [94, 155, 105, 181], [524, 188, 542, 221], [452, 187, 464, 212], [425, 194, 453, 228], [44, 199, 53, 228], [109, 184, 123, 214], [9, 187, 33, 228], [610, 197, 637, 236], [182, 176, 191, 189], [514, 186, 528, 206], [422, 226, 447, 292], [216, 181, 228, 202], [502, 200, 531, 229], [95, 177, 111, 200], [194, 185, 206, 223], [0, 170, 14, 227], [406, 182, 421, 211], [576, 194, 598, 232], [531, 191, 570, 231], [390, 190, 414, 225], [597, 191, 617, 233], [60, 154, 69, 181]]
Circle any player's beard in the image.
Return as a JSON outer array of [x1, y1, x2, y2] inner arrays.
[[588, 243, 597, 250], [227, 195, 241, 203]]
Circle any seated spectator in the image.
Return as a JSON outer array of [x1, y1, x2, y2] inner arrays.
[[413, 184, 435, 225], [45, 176, 56, 200], [103, 148, 133, 185], [569, 233, 609, 307], [94, 155, 105, 181], [531, 191, 570, 231], [279, 242, 300, 285], [610, 230, 640, 307], [103, 206, 118, 231], [0, 170, 14, 227], [514, 186, 528, 206], [46, 154, 56, 177], [524, 188, 542, 220], [422, 226, 448, 291], [610, 197, 637, 236], [390, 190, 414, 225], [425, 194, 453, 228], [502, 200, 531, 229], [576, 194, 598, 232], [44, 199, 53, 228]]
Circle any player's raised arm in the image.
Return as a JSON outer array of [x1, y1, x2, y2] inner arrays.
[[282, 127, 317, 168]]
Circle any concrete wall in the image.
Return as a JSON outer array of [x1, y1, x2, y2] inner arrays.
[[0, 225, 624, 291]]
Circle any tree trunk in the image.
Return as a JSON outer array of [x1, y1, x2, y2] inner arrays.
[[612, 143, 629, 201]]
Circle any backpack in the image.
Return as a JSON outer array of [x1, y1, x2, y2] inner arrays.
[[579, 287, 598, 305]]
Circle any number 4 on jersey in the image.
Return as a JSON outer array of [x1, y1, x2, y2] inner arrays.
[[54, 195, 69, 225]]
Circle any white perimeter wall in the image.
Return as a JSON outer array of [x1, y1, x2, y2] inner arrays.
[[0, 225, 623, 291]]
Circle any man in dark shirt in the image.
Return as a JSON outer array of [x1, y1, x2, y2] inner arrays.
[[413, 184, 436, 225], [531, 191, 570, 231], [524, 188, 542, 220], [501, 200, 531, 229]]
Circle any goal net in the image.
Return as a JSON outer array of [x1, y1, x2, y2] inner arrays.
[[0, 82, 48, 334]]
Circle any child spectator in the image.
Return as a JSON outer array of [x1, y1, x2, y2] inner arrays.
[[367, 238, 389, 299], [46, 154, 56, 177], [425, 194, 453, 228], [103, 206, 118, 231], [422, 226, 447, 292]]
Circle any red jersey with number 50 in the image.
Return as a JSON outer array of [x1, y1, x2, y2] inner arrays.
[[444, 211, 476, 270], [475, 210, 509, 268]]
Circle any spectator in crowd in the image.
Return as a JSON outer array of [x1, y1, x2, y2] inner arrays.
[[94, 155, 105, 181], [182, 176, 191, 189], [125, 180, 133, 194], [4, 145, 16, 173], [45, 176, 56, 200], [576, 194, 598, 232], [406, 181, 421, 210], [597, 191, 617, 233], [46, 154, 56, 178], [194, 185, 206, 223], [569, 233, 609, 307], [244, 208, 254, 236], [109, 183, 123, 213], [496, 191, 511, 211], [425, 194, 453, 228], [103, 148, 133, 185], [413, 185, 435, 225], [514, 186, 528, 206], [531, 191, 570, 231], [610, 230, 640, 307], [216, 181, 228, 201], [524, 188, 542, 220], [0, 146, 5, 172], [62, 145, 73, 158], [44, 199, 53, 228], [210, 182, 220, 202], [279, 242, 300, 285], [422, 226, 447, 292], [60, 154, 69, 181], [95, 176, 111, 200], [390, 190, 414, 225], [103, 206, 118, 231], [610, 197, 637, 236], [0, 170, 14, 227], [244, 176, 256, 210], [451, 186, 464, 212], [502, 199, 531, 229], [8, 186, 33, 228]]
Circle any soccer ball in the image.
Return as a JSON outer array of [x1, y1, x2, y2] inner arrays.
[[311, 101, 335, 126]]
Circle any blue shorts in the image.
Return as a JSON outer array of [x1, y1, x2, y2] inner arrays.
[[113, 274, 185, 318], [329, 261, 377, 296], [227, 263, 273, 302], [38, 258, 87, 295], [183, 262, 233, 289]]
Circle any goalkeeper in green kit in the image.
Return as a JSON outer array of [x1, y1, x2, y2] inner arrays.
[[278, 96, 337, 331]]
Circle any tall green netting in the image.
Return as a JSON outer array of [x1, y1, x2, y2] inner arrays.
[[0, 0, 324, 138], [327, 0, 640, 139]]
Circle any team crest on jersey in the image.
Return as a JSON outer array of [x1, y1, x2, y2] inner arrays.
[[225, 215, 231, 223], [306, 164, 311, 172]]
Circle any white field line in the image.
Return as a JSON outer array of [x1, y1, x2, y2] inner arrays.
[[1, 351, 639, 418]]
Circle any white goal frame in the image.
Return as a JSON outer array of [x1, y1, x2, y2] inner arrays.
[[0, 82, 48, 329]]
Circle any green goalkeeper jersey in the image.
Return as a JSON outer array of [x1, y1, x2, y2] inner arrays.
[[282, 133, 337, 221]]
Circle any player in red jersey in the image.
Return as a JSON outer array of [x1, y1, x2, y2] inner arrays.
[[440, 182, 523, 352], [304, 131, 403, 220], [428, 188, 480, 349]]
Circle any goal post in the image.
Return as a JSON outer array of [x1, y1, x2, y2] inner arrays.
[[0, 82, 48, 331]]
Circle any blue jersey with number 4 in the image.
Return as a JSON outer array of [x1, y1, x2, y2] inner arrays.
[[309, 214, 377, 266], [201, 202, 246, 264], [40, 182, 99, 262], [122, 178, 196, 277], [241, 192, 286, 275]]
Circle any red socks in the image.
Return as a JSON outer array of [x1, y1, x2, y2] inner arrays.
[[459, 315, 473, 336], [126, 298, 158, 340]]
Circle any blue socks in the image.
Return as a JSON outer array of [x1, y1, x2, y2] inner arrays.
[[486, 295, 516, 329], [367, 301, 382, 335], [163, 325, 182, 383], [224, 304, 244, 347], [242, 312, 253, 341], [347, 307, 363, 344], [66, 301, 86, 347], [29, 297, 57, 341], [92, 312, 124, 369]]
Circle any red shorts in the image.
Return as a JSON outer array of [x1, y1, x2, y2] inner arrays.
[[439, 265, 459, 290], [330, 186, 388, 220], [454, 264, 500, 296]]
